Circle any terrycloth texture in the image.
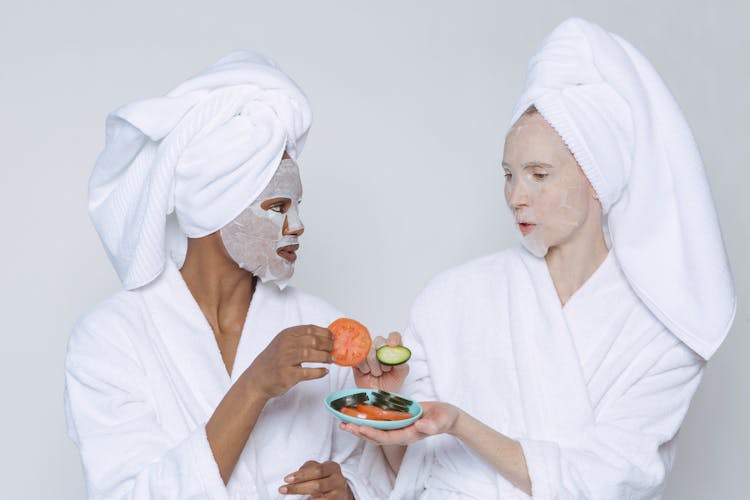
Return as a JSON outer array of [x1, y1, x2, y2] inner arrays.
[[392, 248, 704, 499], [510, 17, 735, 359], [88, 51, 312, 290], [65, 260, 392, 499]]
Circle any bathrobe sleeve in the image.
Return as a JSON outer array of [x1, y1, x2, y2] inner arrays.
[[519, 338, 705, 500], [64, 311, 228, 500]]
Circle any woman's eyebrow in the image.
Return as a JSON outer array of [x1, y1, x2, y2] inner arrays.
[[522, 161, 556, 169]]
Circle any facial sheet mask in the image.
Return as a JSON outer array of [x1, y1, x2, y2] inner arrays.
[[503, 116, 590, 258], [513, 183, 587, 258], [220, 158, 304, 289]]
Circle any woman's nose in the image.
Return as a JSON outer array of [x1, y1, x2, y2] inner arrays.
[[507, 180, 530, 209], [282, 208, 304, 236]]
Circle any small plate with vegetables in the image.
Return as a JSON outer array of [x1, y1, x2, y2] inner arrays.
[[325, 388, 422, 430]]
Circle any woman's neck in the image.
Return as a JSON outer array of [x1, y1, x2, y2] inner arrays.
[[179, 232, 255, 329], [544, 220, 608, 306]]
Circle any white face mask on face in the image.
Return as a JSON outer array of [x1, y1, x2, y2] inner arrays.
[[220, 158, 304, 289], [503, 112, 596, 258]]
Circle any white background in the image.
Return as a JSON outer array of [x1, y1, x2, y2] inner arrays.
[[1, 1, 747, 498]]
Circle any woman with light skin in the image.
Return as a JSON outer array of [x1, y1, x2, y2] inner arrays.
[[344, 108, 605, 495], [342, 18, 735, 499]]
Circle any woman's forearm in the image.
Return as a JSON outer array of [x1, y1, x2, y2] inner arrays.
[[449, 409, 532, 495], [206, 378, 268, 484]]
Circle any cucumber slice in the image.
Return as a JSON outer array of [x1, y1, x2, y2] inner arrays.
[[330, 392, 368, 411], [374, 390, 413, 407], [376, 345, 412, 365]]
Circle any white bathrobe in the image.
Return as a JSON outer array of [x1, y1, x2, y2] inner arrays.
[[393, 247, 704, 499], [64, 261, 391, 499]]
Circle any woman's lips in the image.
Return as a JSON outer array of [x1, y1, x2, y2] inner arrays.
[[518, 222, 537, 236], [276, 244, 299, 263]]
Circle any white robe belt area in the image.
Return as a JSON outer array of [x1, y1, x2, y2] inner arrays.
[[393, 247, 704, 499], [65, 260, 392, 499]]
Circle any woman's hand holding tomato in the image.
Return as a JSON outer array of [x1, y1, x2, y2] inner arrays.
[[353, 331, 409, 393], [243, 325, 333, 400], [339, 401, 460, 446], [279, 460, 353, 499]]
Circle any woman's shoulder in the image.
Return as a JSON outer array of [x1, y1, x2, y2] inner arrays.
[[412, 249, 517, 309], [67, 290, 147, 364], [72, 290, 147, 333], [422, 249, 516, 292]]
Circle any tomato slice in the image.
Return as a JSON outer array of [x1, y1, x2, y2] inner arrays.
[[356, 403, 412, 421], [340, 407, 370, 419], [328, 318, 372, 367]]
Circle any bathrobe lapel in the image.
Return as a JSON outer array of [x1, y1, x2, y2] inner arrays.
[[140, 261, 238, 426], [510, 249, 595, 442]]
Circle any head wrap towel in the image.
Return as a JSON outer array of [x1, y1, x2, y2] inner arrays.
[[510, 18, 735, 359], [88, 51, 312, 290]]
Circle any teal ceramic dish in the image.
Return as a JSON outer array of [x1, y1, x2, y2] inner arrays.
[[324, 388, 422, 430]]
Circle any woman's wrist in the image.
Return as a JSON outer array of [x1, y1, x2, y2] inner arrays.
[[446, 405, 465, 438], [236, 372, 271, 408]]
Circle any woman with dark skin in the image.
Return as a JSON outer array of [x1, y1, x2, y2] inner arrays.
[[65, 52, 393, 499], [183, 153, 348, 495]]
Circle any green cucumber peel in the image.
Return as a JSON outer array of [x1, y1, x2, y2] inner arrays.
[[375, 345, 412, 365]]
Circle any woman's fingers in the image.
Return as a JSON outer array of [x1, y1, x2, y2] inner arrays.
[[353, 331, 407, 387], [298, 367, 329, 381], [340, 421, 423, 446], [283, 460, 319, 482], [283, 460, 328, 483], [386, 331, 402, 347], [280, 460, 344, 496], [294, 346, 333, 364], [287, 331, 335, 364], [372, 335, 388, 350], [280, 476, 336, 496], [290, 325, 333, 340], [338, 422, 377, 444], [354, 360, 371, 375], [365, 335, 387, 377], [309, 333, 334, 352]]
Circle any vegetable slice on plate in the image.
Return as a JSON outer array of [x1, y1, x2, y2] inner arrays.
[[341, 407, 370, 419], [376, 345, 412, 365], [330, 392, 368, 411], [328, 318, 372, 366], [356, 403, 413, 421]]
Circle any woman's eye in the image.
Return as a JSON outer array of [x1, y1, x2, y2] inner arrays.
[[503, 172, 512, 180], [533, 172, 548, 181], [269, 204, 285, 213]]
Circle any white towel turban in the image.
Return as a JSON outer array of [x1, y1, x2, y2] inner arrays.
[[510, 18, 735, 359], [88, 51, 312, 290]]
